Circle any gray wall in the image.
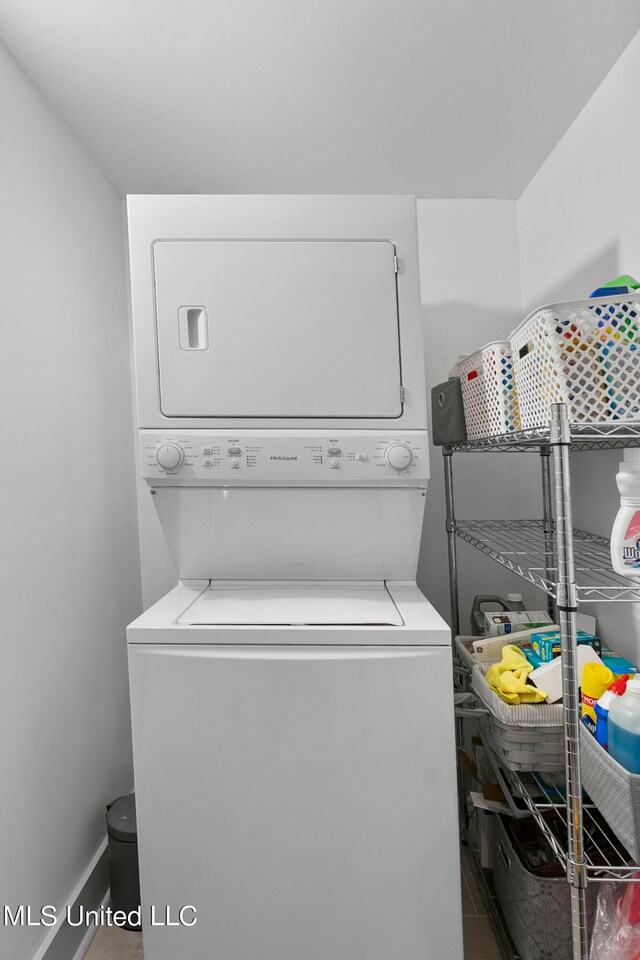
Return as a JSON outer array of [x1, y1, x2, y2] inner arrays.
[[0, 41, 142, 960], [518, 31, 640, 664], [417, 200, 543, 631]]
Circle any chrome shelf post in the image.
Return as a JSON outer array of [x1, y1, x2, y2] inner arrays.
[[550, 403, 587, 960]]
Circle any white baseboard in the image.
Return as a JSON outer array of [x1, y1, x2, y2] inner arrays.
[[32, 839, 109, 960], [70, 891, 110, 960]]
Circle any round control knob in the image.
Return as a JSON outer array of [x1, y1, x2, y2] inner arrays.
[[156, 443, 185, 470], [385, 442, 413, 471]]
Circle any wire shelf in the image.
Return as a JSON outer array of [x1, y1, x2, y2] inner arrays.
[[447, 419, 640, 453], [454, 518, 640, 602], [503, 767, 640, 883]]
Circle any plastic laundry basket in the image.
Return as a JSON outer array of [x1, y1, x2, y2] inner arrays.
[[510, 295, 640, 429], [459, 341, 519, 440]]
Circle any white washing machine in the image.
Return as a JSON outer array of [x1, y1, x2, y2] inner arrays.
[[126, 196, 463, 960]]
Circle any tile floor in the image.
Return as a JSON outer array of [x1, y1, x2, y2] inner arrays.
[[85, 853, 503, 960], [460, 846, 504, 960], [86, 926, 143, 959]]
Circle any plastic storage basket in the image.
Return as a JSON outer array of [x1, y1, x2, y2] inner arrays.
[[459, 342, 519, 440], [580, 724, 640, 862], [511, 294, 640, 429], [471, 665, 564, 772]]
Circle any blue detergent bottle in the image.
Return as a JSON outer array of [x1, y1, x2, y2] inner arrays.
[[595, 675, 629, 750], [609, 677, 640, 773]]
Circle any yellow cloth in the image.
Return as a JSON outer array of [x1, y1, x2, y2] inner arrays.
[[486, 645, 548, 705]]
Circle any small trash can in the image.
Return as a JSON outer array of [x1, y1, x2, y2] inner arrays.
[[106, 793, 141, 930]]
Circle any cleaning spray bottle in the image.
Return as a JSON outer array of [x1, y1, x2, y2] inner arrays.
[[582, 663, 614, 735], [611, 449, 640, 578]]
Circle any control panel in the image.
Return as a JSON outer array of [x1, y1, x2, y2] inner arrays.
[[140, 431, 429, 485]]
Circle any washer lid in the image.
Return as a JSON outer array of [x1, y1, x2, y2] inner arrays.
[[178, 581, 403, 626]]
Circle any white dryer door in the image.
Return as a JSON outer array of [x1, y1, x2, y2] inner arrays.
[[129, 644, 462, 960], [153, 240, 402, 418]]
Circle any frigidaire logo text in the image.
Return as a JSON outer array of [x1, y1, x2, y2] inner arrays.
[[270, 456, 298, 461]]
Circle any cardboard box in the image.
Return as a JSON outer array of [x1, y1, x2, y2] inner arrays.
[[530, 629, 599, 663], [601, 652, 637, 679], [483, 610, 552, 638]]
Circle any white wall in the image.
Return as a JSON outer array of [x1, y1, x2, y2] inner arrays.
[[416, 200, 543, 630], [0, 42, 141, 960], [517, 31, 640, 663]]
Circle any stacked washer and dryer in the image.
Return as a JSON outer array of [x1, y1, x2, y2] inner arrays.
[[126, 195, 463, 960]]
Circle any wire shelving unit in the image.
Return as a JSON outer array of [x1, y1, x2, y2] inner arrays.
[[448, 419, 640, 454], [454, 519, 640, 603], [445, 404, 640, 960], [503, 767, 638, 883]]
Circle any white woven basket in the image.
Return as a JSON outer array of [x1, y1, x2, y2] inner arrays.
[[459, 341, 519, 440], [510, 295, 640, 429], [471, 666, 565, 772]]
